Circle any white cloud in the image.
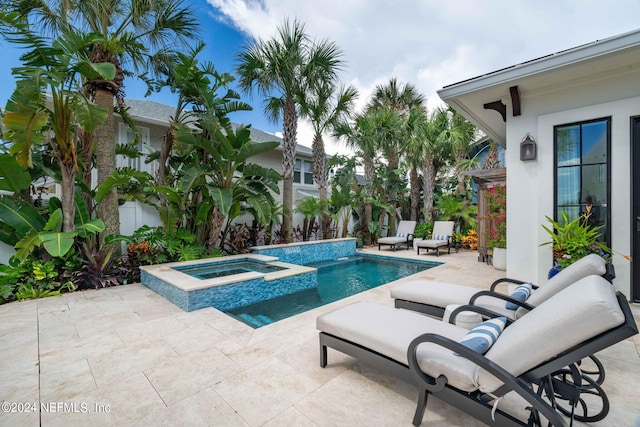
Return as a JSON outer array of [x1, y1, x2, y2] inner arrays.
[[208, 0, 640, 153]]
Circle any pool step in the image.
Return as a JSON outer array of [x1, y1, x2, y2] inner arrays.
[[237, 313, 274, 327]]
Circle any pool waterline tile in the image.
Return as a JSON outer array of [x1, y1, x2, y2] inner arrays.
[[139, 239, 439, 327]]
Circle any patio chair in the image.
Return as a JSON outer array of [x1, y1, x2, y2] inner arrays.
[[378, 220, 416, 251], [391, 253, 610, 319], [317, 274, 638, 426], [415, 221, 454, 256]]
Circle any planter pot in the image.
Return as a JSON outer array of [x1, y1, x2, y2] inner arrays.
[[548, 263, 562, 279], [492, 247, 507, 270], [413, 238, 424, 251]]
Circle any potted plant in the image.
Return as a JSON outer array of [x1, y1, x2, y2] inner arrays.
[[541, 207, 611, 277], [481, 184, 507, 270], [413, 222, 432, 250]]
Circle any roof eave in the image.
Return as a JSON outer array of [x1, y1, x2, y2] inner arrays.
[[438, 28, 640, 100]]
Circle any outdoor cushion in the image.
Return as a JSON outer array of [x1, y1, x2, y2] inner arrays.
[[391, 281, 517, 318], [514, 253, 606, 318], [415, 239, 449, 248], [505, 283, 532, 310], [378, 236, 410, 244], [317, 302, 479, 391], [432, 234, 449, 241], [391, 281, 479, 307], [456, 317, 507, 355], [477, 274, 625, 393]]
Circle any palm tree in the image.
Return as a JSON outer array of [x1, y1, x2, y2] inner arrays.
[[334, 108, 397, 245], [484, 140, 501, 169], [0, 12, 114, 232], [299, 82, 358, 239], [236, 19, 344, 243], [8, 0, 200, 241], [418, 108, 452, 222], [368, 78, 424, 235], [448, 107, 477, 193], [404, 107, 428, 221]]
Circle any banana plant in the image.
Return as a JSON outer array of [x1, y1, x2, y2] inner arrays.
[[0, 194, 104, 261], [0, 11, 115, 233], [167, 120, 281, 249]]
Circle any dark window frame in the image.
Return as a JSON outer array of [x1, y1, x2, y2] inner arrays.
[[553, 116, 612, 248]]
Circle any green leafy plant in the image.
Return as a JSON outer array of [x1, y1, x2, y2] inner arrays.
[[541, 208, 611, 268], [414, 222, 432, 239]]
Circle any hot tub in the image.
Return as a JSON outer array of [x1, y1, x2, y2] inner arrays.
[[139, 254, 317, 312]]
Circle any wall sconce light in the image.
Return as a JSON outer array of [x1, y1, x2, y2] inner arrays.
[[520, 133, 537, 161]]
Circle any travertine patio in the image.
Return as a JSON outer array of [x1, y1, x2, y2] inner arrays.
[[2, 248, 639, 426]]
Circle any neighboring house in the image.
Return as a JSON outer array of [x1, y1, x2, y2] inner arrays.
[[438, 29, 640, 301], [117, 99, 319, 236]]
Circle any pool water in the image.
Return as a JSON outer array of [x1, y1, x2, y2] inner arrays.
[[175, 260, 286, 280], [227, 255, 437, 328]]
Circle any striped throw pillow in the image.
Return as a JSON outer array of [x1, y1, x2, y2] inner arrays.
[[505, 283, 533, 310], [432, 234, 449, 241], [456, 317, 507, 355]]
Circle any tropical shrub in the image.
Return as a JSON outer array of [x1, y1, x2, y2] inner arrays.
[[414, 222, 432, 239], [541, 208, 611, 268], [480, 184, 506, 249], [460, 229, 478, 250], [72, 242, 127, 289]]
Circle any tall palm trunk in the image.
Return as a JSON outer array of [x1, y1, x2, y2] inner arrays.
[[59, 160, 76, 232], [79, 130, 95, 214], [409, 166, 420, 221], [312, 132, 330, 239], [484, 143, 500, 169], [363, 154, 374, 245], [455, 148, 467, 194], [94, 89, 119, 243], [281, 95, 297, 243], [386, 153, 398, 236], [422, 159, 437, 222]]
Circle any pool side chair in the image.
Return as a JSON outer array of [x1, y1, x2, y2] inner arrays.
[[391, 253, 609, 319], [317, 275, 638, 426], [415, 221, 454, 256], [378, 220, 416, 251]]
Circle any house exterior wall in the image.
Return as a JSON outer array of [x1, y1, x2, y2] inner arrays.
[[505, 69, 640, 297], [113, 119, 318, 236]]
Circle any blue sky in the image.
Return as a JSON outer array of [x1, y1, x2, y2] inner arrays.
[[2, 1, 640, 154], [0, 0, 273, 135]]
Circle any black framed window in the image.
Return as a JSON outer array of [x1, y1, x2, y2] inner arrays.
[[554, 117, 611, 245]]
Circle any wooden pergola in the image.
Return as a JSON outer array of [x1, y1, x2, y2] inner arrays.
[[465, 167, 506, 263]]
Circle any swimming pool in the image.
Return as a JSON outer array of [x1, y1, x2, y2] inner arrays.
[[227, 255, 438, 328]]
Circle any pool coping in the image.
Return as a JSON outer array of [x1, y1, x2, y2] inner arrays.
[[139, 254, 316, 292]]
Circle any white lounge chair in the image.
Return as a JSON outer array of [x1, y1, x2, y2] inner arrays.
[[415, 221, 454, 256], [378, 220, 416, 251], [317, 274, 637, 426], [391, 253, 609, 319]]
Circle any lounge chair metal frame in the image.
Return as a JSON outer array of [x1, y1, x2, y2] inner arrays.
[[319, 292, 637, 426]]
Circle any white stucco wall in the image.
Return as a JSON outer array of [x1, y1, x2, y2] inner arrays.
[[505, 71, 640, 297]]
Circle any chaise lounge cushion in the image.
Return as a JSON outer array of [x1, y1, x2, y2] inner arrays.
[[514, 253, 606, 318], [390, 281, 516, 318], [317, 302, 480, 391], [477, 275, 625, 393]]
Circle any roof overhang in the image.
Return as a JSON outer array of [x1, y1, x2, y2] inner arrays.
[[437, 29, 640, 145]]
